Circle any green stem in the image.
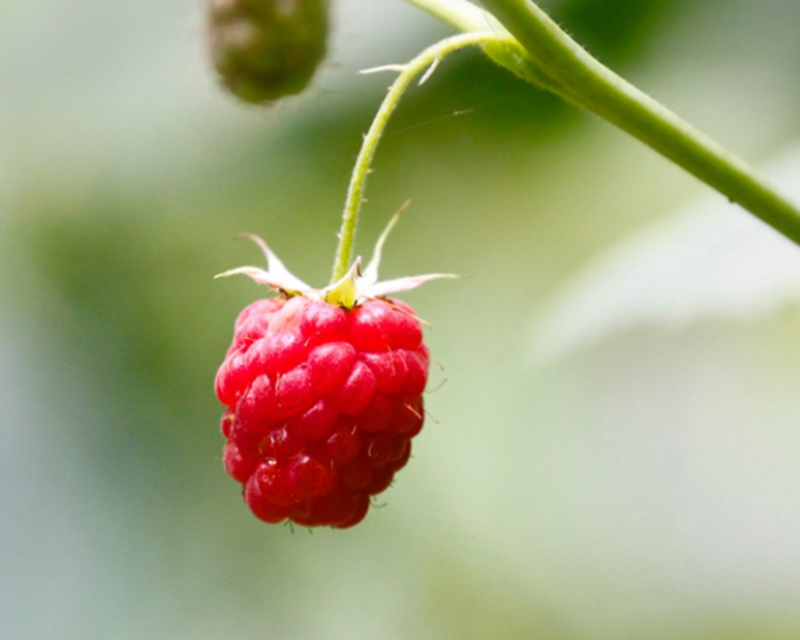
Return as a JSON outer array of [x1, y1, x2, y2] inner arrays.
[[331, 31, 508, 284], [407, 0, 559, 91], [410, 0, 800, 244], [407, 0, 498, 32]]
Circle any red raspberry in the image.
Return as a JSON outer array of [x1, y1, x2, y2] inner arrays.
[[215, 221, 454, 528], [216, 295, 429, 528]]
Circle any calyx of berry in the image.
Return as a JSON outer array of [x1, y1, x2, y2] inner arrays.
[[216, 210, 457, 309]]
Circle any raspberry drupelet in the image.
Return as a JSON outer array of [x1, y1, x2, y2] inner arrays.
[[215, 220, 453, 528]]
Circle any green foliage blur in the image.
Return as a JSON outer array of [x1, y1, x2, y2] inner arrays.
[[3, 0, 800, 638]]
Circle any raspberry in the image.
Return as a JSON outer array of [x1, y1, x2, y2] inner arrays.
[[215, 221, 454, 528], [216, 295, 430, 528]]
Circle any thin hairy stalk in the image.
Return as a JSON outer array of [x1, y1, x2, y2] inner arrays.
[[331, 31, 509, 284]]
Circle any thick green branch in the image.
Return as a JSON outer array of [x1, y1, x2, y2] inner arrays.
[[410, 0, 800, 244]]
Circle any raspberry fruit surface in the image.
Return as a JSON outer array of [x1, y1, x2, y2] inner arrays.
[[216, 295, 429, 528]]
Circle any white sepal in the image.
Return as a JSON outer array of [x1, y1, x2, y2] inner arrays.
[[240, 234, 314, 293], [362, 273, 460, 299], [360, 204, 404, 290], [214, 235, 315, 296], [218, 208, 458, 308]]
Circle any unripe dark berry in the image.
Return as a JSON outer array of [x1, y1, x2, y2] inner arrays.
[[206, 0, 329, 104]]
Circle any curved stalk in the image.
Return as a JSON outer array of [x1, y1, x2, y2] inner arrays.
[[331, 31, 509, 284]]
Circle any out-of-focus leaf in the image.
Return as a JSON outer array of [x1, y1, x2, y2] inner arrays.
[[530, 141, 800, 365]]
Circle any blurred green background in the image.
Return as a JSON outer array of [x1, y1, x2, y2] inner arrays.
[[3, 0, 800, 638]]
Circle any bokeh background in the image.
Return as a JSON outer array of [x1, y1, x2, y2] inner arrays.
[[3, 0, 800, 638]]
